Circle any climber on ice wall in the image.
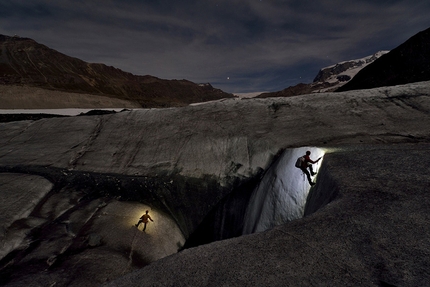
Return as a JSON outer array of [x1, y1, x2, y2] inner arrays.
[[295, 151, 322, 186]]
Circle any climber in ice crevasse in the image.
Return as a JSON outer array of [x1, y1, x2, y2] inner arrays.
[[135, 210, 154, 232], [295, 151, 322, 186]]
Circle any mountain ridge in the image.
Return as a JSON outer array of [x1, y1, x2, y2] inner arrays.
[[258, 26, 430, 98], [257, 51, 388, 98], [0, 35, 233, 108], [313, 51, 389, 86], [337, 26, 430, 91]]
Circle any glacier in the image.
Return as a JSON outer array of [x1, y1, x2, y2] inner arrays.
[[243, 147, 325, 234]]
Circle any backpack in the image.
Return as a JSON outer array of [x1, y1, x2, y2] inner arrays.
[[295, 156, 305, 168]]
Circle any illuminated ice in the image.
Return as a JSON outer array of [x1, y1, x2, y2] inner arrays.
[[243, 147, 325, 234]]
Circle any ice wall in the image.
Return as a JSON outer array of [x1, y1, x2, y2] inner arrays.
[[242, 147, 325, 234]]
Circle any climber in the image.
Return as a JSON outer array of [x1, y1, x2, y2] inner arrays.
[[135, 210, 154, 232], [299, 151, 322, 186]]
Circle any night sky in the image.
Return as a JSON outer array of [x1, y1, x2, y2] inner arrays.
[[1, 1, 430, 93]]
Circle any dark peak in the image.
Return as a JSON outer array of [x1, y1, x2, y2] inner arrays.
[[199, 83, 213, 87], [0, 34, 37, 44], [0, 35, 233, 108], [198, 83, 215, 90], [337, 26, 430, 92]]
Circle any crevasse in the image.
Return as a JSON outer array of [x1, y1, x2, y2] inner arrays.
[[242, 147, 325, 234]]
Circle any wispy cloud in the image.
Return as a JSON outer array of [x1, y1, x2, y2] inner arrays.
[[1, 0, 430, 92]]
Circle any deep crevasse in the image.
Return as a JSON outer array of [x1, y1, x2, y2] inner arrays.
[[242, 147, 325, 234]]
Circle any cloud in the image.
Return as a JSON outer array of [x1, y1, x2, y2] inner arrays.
[[1, 0, 430, 92]]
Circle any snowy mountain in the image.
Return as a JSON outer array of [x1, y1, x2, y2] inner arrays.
[[257, 51, 388, 98], [312, 51, 389, 92], [338, 26, 430, 92]]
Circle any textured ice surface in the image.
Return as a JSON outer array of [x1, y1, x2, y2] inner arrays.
[[0, 173, 53, 260], [243, 147, 325, 234]]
